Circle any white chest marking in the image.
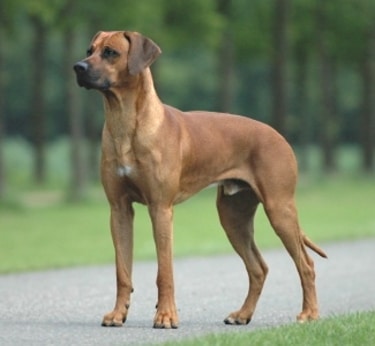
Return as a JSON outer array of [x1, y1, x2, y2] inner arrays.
[[117, 165, 134, 177], [222, 181, 242, 196]]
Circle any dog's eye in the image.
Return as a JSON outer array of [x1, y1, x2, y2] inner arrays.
[[86, 48, 93, 57], [103, 47, 118, 58]]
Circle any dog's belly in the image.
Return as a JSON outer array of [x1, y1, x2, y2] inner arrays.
[[174, 179, 251, 205]]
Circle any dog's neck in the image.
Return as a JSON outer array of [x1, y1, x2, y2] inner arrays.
[[102, 68, 164, 161]]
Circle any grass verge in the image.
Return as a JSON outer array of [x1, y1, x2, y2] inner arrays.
[[161, 311, 375, 346]]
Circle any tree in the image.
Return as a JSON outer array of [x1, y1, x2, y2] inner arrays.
[[61, 2, 87, 200], [216, 0, 235, 112], [290, 0, 316, 172], [29, 14, 48, 184], [315, 1, 339, 173], [0, 28, 5, 199], [0, 0, 20, 199], [360, 27, 375, 172], [25, 0, 59, 184], [271, 0, 290, 136], [356, 2, 375, 172], [293, 42, 310, 172]]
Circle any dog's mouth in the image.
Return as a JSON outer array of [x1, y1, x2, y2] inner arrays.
[[73, 61, 111, 90]]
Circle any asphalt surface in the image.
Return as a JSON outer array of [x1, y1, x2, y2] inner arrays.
[[1, 238, 374, 346]]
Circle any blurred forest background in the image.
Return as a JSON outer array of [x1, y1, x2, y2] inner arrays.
[[0, 0, 374, 202]]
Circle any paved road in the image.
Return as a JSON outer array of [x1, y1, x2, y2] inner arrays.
[[1, 238, 374, 346]]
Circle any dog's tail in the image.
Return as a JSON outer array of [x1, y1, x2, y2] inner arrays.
[[303, 234, 328, 258]]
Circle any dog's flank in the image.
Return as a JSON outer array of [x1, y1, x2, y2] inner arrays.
[[74, 30, 326, 329]]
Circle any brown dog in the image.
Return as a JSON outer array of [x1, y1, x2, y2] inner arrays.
[[74, 31, 327, 329]]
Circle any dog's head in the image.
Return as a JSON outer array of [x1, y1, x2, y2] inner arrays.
[[73, 31, 161, 91]]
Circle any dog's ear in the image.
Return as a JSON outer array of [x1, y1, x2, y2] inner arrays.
[[92, 31, 103, 41], [124, 31, 162, 76]]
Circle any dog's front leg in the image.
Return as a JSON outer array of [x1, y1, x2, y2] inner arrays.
[[102, 202, 134, 327], [149, 205, 179, 329]]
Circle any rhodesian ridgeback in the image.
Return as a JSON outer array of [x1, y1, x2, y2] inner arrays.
[[74, 31, 327, 329]]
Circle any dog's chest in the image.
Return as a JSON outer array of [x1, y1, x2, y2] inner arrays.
[[117, 164, 134, 177]]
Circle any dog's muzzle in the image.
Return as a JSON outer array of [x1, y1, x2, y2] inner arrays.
[[73, 61, 92, 88], [74, 61, 89, 74], [73, 61, 110, 90]]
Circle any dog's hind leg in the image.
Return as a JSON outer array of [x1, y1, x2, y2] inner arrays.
[[264, 198, 319, 322], [216, 183, 268, 325]]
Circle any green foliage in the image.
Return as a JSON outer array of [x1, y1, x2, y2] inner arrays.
[[160, 0, 223, 49], [161, 311, 375, 346], [232, 0, 274, 58], [1, 0, 374, 146], [317, 0, 375, 63], [25, 0, 67, 26], [0, 0, 23, 31]]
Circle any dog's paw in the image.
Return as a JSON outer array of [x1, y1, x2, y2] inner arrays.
[[224, 311, 251, 325], [153, 305, 179, 329], [101, 309, 128, 327], [296, 310, 319, 323]]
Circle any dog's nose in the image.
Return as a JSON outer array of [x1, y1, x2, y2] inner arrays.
[[73, 61, 89, 73]]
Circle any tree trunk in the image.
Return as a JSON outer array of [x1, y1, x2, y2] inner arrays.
[[316, 4, 338, 173], [360, 27, 375, 173], [271, 0, 289, 136], [63, 27, 87, 201], [216, 0, 235, 113], [0, 28, 6, 199], [85, 24, 101, 182], [30, 16, 47, 184], [295, 45, 310, 172]]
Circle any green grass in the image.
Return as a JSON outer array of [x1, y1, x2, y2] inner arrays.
[[0, 175, 374, 273], [160, 311, 375, 346]]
